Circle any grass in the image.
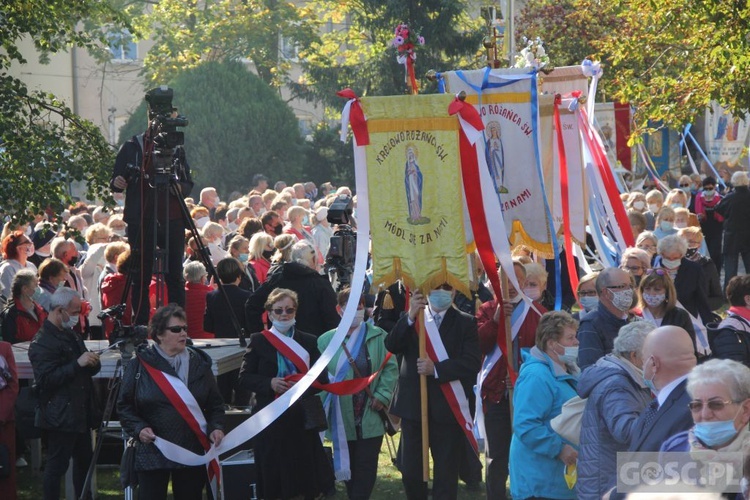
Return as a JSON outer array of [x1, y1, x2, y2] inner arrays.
[[17, 435, 488, 499]]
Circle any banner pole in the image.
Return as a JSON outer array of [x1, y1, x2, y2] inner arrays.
[[501, 269, 514, 421], [418, 310, 430, 482]]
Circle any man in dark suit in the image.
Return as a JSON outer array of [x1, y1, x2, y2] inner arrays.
[[607, 325, 696, 499], [384, 284, 481, 500], [203, 257, 250, 338]]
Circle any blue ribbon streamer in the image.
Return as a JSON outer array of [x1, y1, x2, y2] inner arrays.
[[685, 130, 726, 188]]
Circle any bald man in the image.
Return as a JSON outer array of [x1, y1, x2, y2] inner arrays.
[[628, 325, 696, 452]]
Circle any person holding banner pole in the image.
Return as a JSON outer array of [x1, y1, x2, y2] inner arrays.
[[476, 261, 546, 500], [384, 284, 480, 500]]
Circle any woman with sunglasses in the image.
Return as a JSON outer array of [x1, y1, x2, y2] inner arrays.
[[238, 288, 334, 500], [0, 230, 38, 302], [637, 268, 697, 353], [661, 359, 750, 463], [118, 304, 226, 500]]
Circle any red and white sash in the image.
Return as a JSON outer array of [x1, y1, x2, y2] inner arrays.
[[423, 308, 479, 454], [140, 360, 220, 499], [261, 327, 310, 372]]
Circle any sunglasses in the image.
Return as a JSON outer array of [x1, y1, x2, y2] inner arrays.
[[271, 307, 296, 315], [679, 184, 691, 188], [166, 325, 188, 333], [688, 399, 739, 413], [645, 268, 667, 276]]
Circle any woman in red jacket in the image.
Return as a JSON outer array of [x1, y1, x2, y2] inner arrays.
[[100, 250, 132, 338], [1, 269, 47, 344], [182, 260, 214, 339]]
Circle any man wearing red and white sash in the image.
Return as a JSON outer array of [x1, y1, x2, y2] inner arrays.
[[385, 283, 480, 500], [117, 305, 225, 500]]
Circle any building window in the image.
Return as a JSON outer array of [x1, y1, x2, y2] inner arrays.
[[109, 29, 137, 62], [279, 35, 299, 61]]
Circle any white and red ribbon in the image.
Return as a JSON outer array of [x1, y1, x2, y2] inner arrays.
[[260, 327, 311, 373]]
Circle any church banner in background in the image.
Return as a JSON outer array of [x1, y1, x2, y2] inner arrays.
[[361, 94, 470, 296], [443, 69, 552, 253], [594, 102, 633, 171], [705, 101, 750, 167]]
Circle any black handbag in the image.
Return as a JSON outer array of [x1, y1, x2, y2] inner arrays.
[[120, 438, 139, 489], [300, 396, 328, 432]]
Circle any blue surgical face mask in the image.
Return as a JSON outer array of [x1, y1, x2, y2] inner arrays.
[[272, 318, 295, 334], [579, 296, 599, 312], [643, 357, 658, 393], [659, 221, 674, 232], [429, 289, 453, 311], [32, 286, 43, 302], [693, 418, 740, 447], [238, 253, 249, 263], [63, 312, 78, 330], [556, 343, 578, 365]]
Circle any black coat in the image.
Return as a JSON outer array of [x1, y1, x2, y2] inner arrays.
[[673, 258, 714, 325], [237, 329, 333, 499], [708, 315, 750, 368], [204, 285, 251, 338], [384, 307, 481, 424], [659, 307, 697, 352], [716, 185, 750, 254], [244, 262, 339, 337], [28, 320, 101, 433], [117, 344, 225, 471]]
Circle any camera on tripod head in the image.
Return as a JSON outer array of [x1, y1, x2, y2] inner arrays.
[[98, 304, 149, 361], [145, 86, 188, 177], [325, 195, 356, 289]]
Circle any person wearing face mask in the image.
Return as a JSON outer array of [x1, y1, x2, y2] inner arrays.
[[578, 267, 635, 371], [677, 175, 694, 208], [524, 262, 556, 312], [201, 222, 228, 267], [636, 231, 659, 265], [655, 235, 715, 331], [312, 206, 333, 262], [37, 258, 70, 312], [660, 359, 750, 478], [620, 247, 650, 287], [198, 187, 220, 220], [227, 235, 260, 293], [261, 210, 284, 238], [694, 176, 724, 272], [238, 288, 335, 500], [644, 189, 664, 231], [509, 311, 580, 500], [0, 270, 47, 344], [28, 287, 100, 500], [576, 321, 655, 499], [248, 232, 274, 284], [575, 272, 600, 321], [652, 206, 678, 240], [636, 269, 697, 350], [244, 241, 339, 337], [317, 288, 398, 499], [678, 227, 724, 311], [475, 260, 547, 500], [0, 231, 38, 302], [385, 283, 480, 500], [665, 188, 689, 211]]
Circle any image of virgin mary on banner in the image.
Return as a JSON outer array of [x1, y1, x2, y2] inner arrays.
[[442, 69, 553, 253], [360, 93, 470, 295]]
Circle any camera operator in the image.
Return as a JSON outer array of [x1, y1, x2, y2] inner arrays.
[[111, 129, 193, 326]]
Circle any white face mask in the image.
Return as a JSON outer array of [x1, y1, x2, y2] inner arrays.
[[272, 318, 295, 334], [523, 286, 542, 301], [195, 216, 210, 229], [648, 203, 660, 213], [633, 200, 646, 211], [661, 257, 682, 269]]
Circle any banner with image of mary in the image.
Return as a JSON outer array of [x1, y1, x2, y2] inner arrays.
[[361, 93, 470, 296]]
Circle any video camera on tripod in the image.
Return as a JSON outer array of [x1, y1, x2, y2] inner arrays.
[[97, 304, 149, 361], [324, 194, 356, 290], [145, 86, 188, 180]]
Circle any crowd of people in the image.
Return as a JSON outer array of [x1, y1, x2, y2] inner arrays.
[[0, 165, 749, 499]]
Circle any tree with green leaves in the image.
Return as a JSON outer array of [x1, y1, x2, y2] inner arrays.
[[298, 0, 485, 109], [132, 0, 320, 89], [1, 0, 130, 221], [119, 60, 305, 195]]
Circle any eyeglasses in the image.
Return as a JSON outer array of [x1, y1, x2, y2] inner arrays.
[[271, 307, 296, 315], [578, 290, 598, 298], [679, 184, 691, 188], [638, 245, 656, 252], [166, 325, 188, 333], [606, 284, 632, 290], [621, 266, 643, 274], [688, 399, 739, 413], [645, 268, 667, 276]]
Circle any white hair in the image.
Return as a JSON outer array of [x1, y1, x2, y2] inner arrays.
[[657, 234, 688, 257], [687, 358, 750, 402], [291, 241, 315, 265], [183, 261, 207, 283], [50, 287, 79, 310], [621, 247, 651, 269], [50, 237, 73, 259], [731, 171, 749, 187], [613, 320, 654, 357]]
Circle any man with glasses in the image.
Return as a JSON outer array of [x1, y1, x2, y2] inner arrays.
[[578, 267, 635, 371]]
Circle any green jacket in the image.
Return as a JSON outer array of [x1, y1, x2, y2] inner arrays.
[[317, 322, 398, 441]]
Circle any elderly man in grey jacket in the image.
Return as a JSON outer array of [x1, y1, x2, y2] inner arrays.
[[575, 321, 655, 499]]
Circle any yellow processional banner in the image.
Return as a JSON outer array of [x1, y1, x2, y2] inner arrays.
[[361, 94, 470, 297]]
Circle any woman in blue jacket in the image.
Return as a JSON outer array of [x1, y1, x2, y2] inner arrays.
[[509, 310, 580, 500]]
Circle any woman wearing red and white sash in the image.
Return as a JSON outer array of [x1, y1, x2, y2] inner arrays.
[[118, 305, 225, 500], [238, 288, 334, 499]]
